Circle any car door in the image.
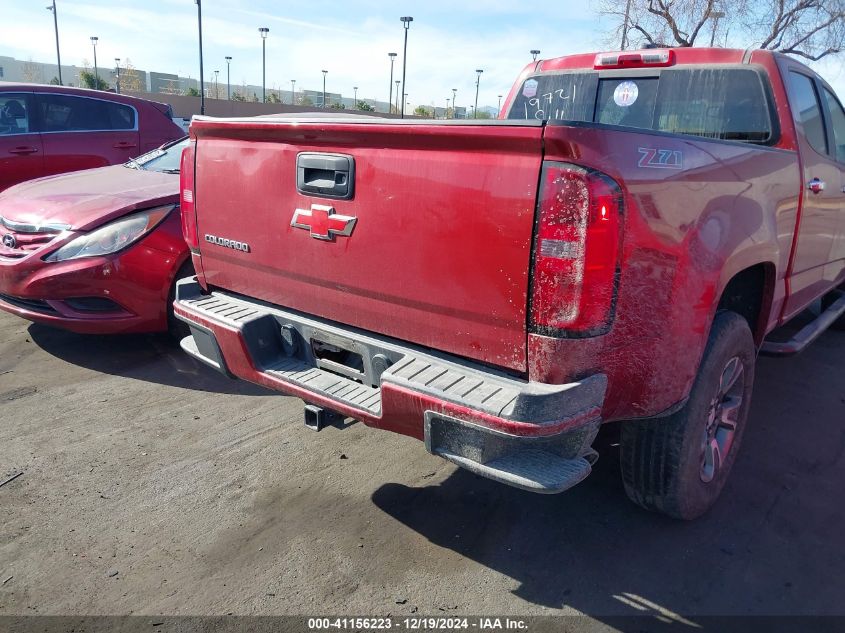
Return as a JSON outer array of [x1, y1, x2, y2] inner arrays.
[[0, 91, 44, 192], [819, 84, 845, 285], [37, 92, 141, 178], [781, 67, 842, 318]]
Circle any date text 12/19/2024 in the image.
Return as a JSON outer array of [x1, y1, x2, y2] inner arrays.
[[307, 617, 528, 630]]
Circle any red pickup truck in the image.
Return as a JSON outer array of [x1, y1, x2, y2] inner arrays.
[[175, 47, 845, 519]]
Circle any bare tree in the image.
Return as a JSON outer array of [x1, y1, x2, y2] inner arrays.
[[21, 58, 44, 83], [161, 78, 181, 95], [753, 0, 844, 60], [119, 58, 143, 93], [601, 0, 844, 60]]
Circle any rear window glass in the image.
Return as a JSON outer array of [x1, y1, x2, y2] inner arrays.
[[596, 77, 658, 129], [656, 69, 773, 142], [508, 67, 774, 144], [508, 72, 597, 122]]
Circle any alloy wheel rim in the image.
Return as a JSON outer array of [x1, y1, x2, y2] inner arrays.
[[700, 356, 744, 483]]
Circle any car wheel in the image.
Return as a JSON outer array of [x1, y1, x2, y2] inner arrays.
[[821, 286, 845, 331], [619, 311, 756, 520], [167, 260, 195, 341]]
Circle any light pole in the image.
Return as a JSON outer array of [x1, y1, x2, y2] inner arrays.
[[474, 69, 483, 119], [290, 79, 296, 104], [446, 98, 450, 119], [388, 52, 397, 113], [195, 0, 205, 115], [225, 56, 231, 99], [709, 10, 726, 46], [530, 49, 541, 62], [258, 27, 269, 102], [353, 86, 358, 108], [399, 16, 413, 118], [46, 1, 62, 85], [322, 70, 328, 108], [394, 80, 400, 114], [214, 69, 219, 99], [451, 88, 457, 118], [90, 36, 99, 88], [497, 94, 502, 117], [114, 58, 120, 94]]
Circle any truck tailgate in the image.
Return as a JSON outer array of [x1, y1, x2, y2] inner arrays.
[[191, 118, 544, 372]]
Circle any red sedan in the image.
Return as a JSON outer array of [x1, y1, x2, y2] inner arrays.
[[0, 83, 184, 192], [0, 137, 191, 337]]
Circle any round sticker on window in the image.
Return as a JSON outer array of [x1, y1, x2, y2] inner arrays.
[[522, 79, 539, 98], [613, 81, 639, 107]]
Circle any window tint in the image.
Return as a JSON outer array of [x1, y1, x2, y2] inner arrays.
[[507, 72, 597, 122], [822, 87, 845, 164], [596, 78, 658, 130], [0, 94, 31, 135], [788, 72, 827, 155], [508, 67, 773, 144], [655, 68, 772, 142], [38, 94, 136, 132]]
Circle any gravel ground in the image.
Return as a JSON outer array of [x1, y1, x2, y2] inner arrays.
[[0, 309, 843, 624]]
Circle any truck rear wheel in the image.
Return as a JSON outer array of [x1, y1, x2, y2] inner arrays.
[[619, 312, 756, 520]]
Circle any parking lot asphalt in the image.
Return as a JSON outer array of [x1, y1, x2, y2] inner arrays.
[[0, 308, 843, 624]]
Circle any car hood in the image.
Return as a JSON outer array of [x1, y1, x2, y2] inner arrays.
[[0, 165, 179, 232]]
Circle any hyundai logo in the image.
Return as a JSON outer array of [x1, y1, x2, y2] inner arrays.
[[1, 234, 16, 249]]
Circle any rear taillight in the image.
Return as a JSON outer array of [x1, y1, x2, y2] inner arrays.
[[179, 143, 199, 251], [529, 163, 622, 336]]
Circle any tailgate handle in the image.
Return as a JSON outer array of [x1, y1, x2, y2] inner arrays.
[[297, 153, 355, 200]]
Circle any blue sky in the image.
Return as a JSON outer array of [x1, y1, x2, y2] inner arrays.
[[2, 0, 843, 110]]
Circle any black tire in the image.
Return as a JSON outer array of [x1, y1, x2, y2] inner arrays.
[[166, 260, 195, 341], [619, 311, 756, 520], [821, 287, 845, 331]]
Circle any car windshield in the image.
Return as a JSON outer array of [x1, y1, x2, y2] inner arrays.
[[127, 137, 189, 173]]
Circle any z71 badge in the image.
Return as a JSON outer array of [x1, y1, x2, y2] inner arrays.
[[638, 147, 683, 170]]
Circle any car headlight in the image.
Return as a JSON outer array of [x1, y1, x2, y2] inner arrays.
[[44, 205, 175, 262]]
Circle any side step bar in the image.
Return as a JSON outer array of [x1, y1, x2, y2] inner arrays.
[[761, 291, 845, 356]]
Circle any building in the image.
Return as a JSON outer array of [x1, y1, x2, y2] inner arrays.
[[1, 54, 395, 113], [0, 54, 149, 93]]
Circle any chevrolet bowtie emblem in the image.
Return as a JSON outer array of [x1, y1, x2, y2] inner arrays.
[[291, 204, 357, 241]]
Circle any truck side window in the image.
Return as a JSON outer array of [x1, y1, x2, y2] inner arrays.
[[787, 72, 828, 155], [821, 87, 845, 164]]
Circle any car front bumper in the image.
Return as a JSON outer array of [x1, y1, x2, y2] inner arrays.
[[174, 278, 607, 493], [0, 216, 185, 335]]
